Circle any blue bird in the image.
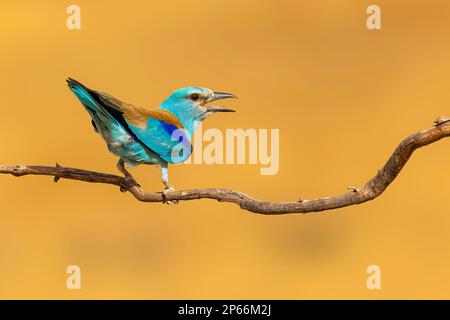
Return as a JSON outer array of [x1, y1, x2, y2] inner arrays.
[[66, 78, 236, 200]]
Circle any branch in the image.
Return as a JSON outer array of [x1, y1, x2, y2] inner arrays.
[[1, 117, 449, 215]]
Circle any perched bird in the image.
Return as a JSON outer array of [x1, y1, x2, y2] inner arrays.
[[67, 78, 236, 200]]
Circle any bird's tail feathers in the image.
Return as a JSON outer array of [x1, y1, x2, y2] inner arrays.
[[66, 77, 111, 119], [66, 77, 88, 90]]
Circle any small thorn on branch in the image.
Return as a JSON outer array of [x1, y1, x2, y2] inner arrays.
[[434, 116, 450, 126], [347, 186, 358, 192], [54, 162, 63, 182], [12, 165, 26, 176]]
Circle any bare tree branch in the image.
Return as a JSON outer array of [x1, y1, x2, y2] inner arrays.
[[1, 117, 449, 214]]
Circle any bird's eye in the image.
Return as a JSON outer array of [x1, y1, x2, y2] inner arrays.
[[190, 94, 200, 101]]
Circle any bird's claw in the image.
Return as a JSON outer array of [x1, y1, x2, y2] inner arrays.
[[162, 187, 179, 205], [120, 175, 141, 193]]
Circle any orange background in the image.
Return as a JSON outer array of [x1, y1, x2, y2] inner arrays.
[[1, 0, 450, 299]]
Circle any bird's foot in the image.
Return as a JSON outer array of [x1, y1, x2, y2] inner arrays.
[[162, 187, 179, 205], [120, 175, 141, 193], [117, 159, 141, 192]]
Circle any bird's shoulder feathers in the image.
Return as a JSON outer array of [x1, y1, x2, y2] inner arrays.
[[94, 91, 183, 129]]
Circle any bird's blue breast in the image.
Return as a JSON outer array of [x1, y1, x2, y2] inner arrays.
[[160, 121, 179, 137], [127, 118, 192, 164]]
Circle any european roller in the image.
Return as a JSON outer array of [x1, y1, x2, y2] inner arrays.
[[66, 78, 236, 200]]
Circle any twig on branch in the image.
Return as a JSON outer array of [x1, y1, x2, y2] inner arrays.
[[1, 117, 449, 214]]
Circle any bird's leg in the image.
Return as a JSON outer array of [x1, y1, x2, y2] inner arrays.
[[117, 159, 140, 192], [161, 163, 178, 205]]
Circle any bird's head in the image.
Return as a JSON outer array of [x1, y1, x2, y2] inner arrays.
[[160, 87, 237, 134]]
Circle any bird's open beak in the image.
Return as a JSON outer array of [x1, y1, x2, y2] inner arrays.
[[205, 92, 237, 112], [206, 106, 236, 113], [207, 92, 237, 102]]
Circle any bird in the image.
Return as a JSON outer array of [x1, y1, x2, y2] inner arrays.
[[66, 78, 236, 202]]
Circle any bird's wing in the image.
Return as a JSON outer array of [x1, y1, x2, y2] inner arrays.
[[93, 90, 192, 164], [67, 78, 158, 164]]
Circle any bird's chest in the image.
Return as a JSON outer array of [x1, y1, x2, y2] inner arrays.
[[134, 119, 193, 164]]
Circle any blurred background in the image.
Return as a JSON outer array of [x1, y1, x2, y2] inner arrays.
[[1, 0, 450, 299]]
